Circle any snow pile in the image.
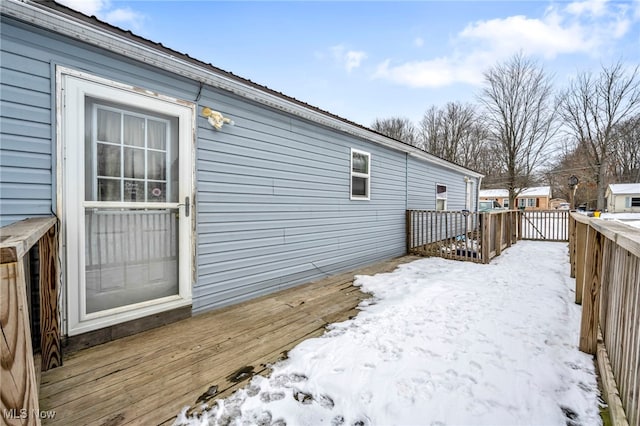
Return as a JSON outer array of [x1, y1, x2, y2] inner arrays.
[[176, 242, 601, 426]]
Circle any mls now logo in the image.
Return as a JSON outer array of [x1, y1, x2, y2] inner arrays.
[[3, 409, 56, 420]]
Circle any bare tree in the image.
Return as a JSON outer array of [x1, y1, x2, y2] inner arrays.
[[418, 102, 480, 165], [371, 117, 418, 147], [543, 140, 597, 208], [611, 114, 640, 183], [418, 106, 441, 153], [459, 124, 491, 172], [479, 54, 558, 207], [559, 62, 640, 209]]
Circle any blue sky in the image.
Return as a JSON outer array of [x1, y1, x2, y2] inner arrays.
[[58, 0, 640, 128]]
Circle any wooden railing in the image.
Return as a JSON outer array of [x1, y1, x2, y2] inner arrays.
[[1, 217, 60, 426], [520, 210, 569, 241], [406, 210, 520, 264], [570, 212, 640, 426]]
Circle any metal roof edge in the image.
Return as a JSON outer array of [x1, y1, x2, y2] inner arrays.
[[2, 0, 482, 179]]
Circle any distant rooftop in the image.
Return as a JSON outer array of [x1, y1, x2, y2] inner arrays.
[[480, 186, 552, 198], [608, 183, 640, 195], [479, 189, 509, 198]]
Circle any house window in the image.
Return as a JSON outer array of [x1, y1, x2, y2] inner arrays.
[[436, 184, 447, 211], [528, 198, 536, 207], [350, 148, 370, 200], [518, 198, 526, 208], [632, 197, 640, 207], [503, 199, 509, 208]]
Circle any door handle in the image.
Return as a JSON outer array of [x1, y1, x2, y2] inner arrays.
[[178, 196, 190, 217]]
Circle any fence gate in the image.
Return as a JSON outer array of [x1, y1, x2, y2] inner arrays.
[[520, 210, 569, 242]]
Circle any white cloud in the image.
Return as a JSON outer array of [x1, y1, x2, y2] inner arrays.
[[330, 45, 367, 72], [414, 37, 424, 48], [57, 0, 109, 16], [105, 8, 146, 30], [57, 0, 145, 30], [345, 50, 367, 72], [373, 57, 482, 88], [372, 0, 635, 89], [459, 13, 594, 59], [565, 0, 609, 17]]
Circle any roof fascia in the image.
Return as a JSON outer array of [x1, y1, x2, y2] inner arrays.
[[2, 0, 482, 178]]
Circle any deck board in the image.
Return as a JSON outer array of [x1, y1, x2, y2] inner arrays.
[[40, 255, 420, 425]]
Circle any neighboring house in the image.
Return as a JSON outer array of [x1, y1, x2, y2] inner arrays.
[[606, 183, 640, 213], [478, 189, 510, 208], [0, 1, 482, 344], [479, 186, 552, 210]]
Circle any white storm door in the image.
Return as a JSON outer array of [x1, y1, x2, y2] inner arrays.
[[61, 70, 193, 336]]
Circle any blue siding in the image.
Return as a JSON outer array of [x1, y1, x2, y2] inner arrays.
[[193, 87, 408, 312], [0, 17, 198, 226], [1, 14, 476, 318], [407, 157, 471, 210], [0, 44, 52, 224]]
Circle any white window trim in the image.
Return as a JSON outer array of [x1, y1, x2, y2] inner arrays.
[[350, 148, 371, 201], [436, 183, 447, 211]]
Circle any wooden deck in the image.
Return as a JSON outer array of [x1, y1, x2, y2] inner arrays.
[[39, 255, 421, 425]]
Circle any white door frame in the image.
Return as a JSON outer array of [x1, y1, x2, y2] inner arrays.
[[57, 67, 194, 336]]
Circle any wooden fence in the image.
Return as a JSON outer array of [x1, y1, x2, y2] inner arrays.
[[406, 210, 520, 264], [1, 217, 60, 426], [520, 210, 569, 241], [570, 212, 640, 426]]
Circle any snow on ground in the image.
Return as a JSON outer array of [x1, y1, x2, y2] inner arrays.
[[176, 241, 601, 426], [600, 212, 640, 229]]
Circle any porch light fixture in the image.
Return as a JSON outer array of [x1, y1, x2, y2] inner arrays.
[[202, 107, 234, 130]]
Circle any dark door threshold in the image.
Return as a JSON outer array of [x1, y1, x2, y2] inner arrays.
[[63, 305, 192, 355]]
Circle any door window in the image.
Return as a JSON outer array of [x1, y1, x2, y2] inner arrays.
[[86, 100, 179, 203]]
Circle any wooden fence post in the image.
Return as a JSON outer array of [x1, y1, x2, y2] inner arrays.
[[597, 238, 612, 333], [0, 261, 41, 425], [405, 210, 412, 254], [495, 213, 503, 256], [505, 211, 512, 248], [569, 214, 576, 278], [481, 213, 490, 264], [579, 226, 603, 354], [575, 221, 587, 304], [517, 211, 523, 240], [39, 226, 62, 371]]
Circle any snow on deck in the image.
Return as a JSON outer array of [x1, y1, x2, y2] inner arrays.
[[176, 241, 601, 426]]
